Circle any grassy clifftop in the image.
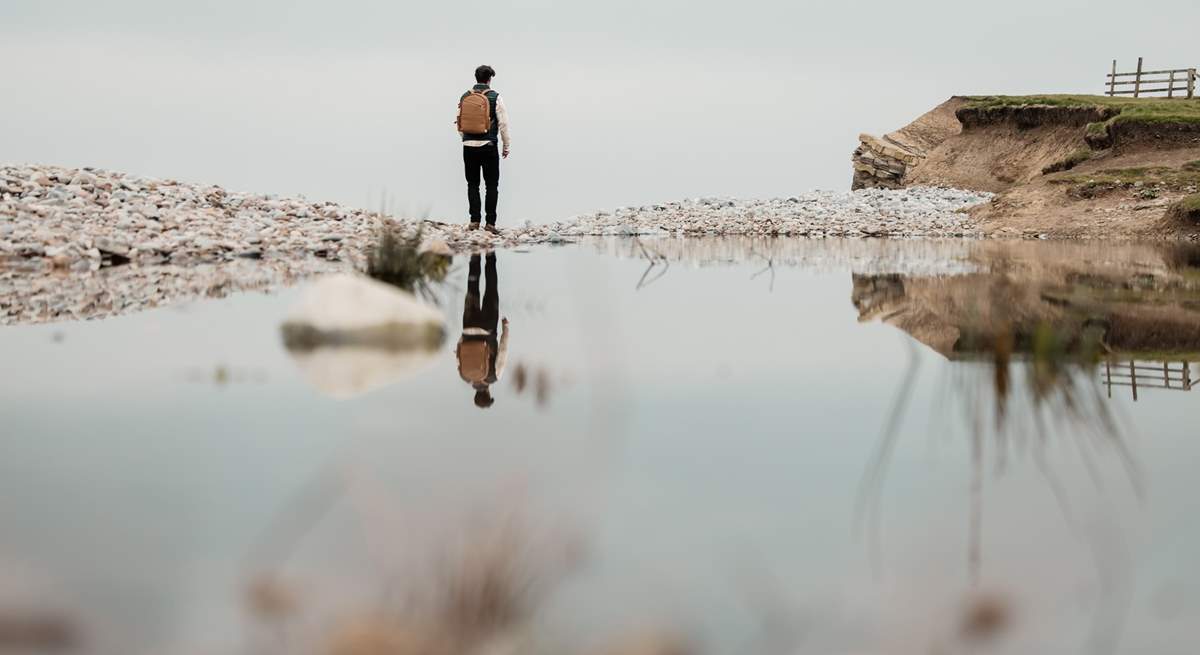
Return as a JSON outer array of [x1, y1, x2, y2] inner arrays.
[[958, 95, 1200, 153], [963, 94, 1200, 126]]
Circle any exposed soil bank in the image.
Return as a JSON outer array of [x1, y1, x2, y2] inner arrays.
[[855, 96, 1200, 239]]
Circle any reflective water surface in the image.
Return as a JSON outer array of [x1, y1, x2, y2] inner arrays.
[[2, 238, 1199, 655]]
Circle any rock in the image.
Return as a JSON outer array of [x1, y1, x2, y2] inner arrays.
[[68, 172, 96, 186], [18, 243, 46, 257], [279, 274, 446, 398], [280, 274, 445, 351], [419, 239, 453, 257], [94, 237, 131, 256]]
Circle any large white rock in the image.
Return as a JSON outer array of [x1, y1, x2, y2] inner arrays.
[[282, 271, 446, 338], [280, 274, 446, 398]]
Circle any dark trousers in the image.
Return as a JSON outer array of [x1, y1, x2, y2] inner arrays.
[[463, 144, 500, 225], [463, 253, 499, 334]]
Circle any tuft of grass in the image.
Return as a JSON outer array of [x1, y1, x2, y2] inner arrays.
[[1169, 193, 1200, 222], [1042, 148, 1094, 175], [366, 226, 451, 301], [1184, 160, 1200, 172]]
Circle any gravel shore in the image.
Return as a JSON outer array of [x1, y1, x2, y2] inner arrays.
[[540, 186, 990, 239], [2, 164, 992, 324]]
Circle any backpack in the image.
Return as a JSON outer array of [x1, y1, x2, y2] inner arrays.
[[457, 90, 493, 135], [457, 339, 492, 384]]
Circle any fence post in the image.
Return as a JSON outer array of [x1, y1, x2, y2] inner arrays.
[[1109, 60, 1117, 97], [1190, 69, 1197, 99], [1168, 70, 1176, 99], [1130, 360, 1138, 401], [1134, 57, 1144, 98]]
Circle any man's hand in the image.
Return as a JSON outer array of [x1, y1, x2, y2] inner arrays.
[[502, 317, 509, 328], [502, 147, 510, 159]]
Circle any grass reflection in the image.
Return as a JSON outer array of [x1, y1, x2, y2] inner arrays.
[[848, 243, 1200, 585]]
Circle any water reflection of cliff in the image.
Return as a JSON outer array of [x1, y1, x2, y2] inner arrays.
[[852, 242, 1200, 372], [851, 243, 1195, 593]]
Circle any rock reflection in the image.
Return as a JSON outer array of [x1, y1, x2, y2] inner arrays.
[[276, 227, 455, 398], [281, 273, 446, 399]]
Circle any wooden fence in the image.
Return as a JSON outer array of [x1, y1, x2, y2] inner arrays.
[[1106, 58, 1196, 98], [1103, 359, 1195, 401]]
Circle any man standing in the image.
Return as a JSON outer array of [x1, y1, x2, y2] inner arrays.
[[456, 65, 511, 232]]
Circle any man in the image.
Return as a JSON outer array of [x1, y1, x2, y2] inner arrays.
[[456, 253, 509, 408], [456, 65, 511, 232]]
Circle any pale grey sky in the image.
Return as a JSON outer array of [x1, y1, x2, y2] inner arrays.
[[3, 0, 1198, 221]]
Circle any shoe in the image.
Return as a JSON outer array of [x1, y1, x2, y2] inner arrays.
[[468, 222, 481, 231], [484, 224, 500, 235]]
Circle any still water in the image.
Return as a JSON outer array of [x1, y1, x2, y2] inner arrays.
[[2, 238, 1198, 655]]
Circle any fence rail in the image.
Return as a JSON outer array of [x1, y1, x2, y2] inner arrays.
[[1106, 58, 1196, 98], [1103, 359, 1195, 401]]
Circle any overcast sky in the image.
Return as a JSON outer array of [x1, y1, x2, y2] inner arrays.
[[3, 0, 1198, 221]]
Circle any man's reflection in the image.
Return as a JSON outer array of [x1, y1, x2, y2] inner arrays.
[[456, 252, 508, 408]]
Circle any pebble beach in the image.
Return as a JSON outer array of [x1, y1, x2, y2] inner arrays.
[[1, 164, 992, 325]]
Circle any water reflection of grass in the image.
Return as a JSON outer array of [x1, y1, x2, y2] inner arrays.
[[859, 318, 1143, 585]]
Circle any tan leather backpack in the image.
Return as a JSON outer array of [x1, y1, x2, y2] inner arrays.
[[457, 91, 492, 134], [457, 339, 492, 384]]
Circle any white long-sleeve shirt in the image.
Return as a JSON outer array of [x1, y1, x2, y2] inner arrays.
[[460, 93, 511, 151]]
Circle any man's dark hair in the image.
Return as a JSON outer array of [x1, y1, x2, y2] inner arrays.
[[475, 65, 496, 84]]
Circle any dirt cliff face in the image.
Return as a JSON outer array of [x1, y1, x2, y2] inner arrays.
[[955, 105, 1117, 130], [855, 98, 1200, 238], [906, 116, 1091, 192], [1106, 120, 1200, 154]]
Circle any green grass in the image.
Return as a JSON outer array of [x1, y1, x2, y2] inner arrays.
[[1048, 163, 1200, 199], [1050, 165, 1200, 186], [1170, 193, 1200, 221], [1042, 148, 1094, 174], [964, 95, 1200, 133]]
